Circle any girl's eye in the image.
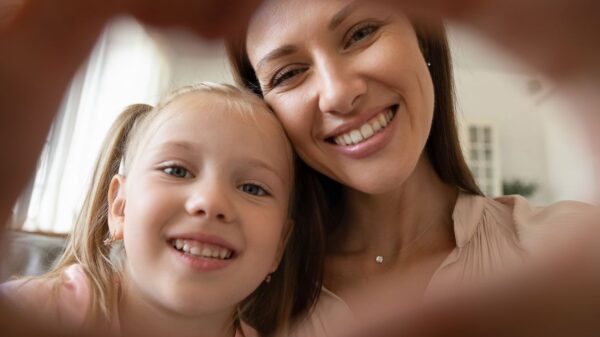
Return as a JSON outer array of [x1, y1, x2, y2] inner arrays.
[[270, 67, 307, 88], [162, 165, 191, 178], [239, 183, 268, 196], [345, 23, 379, 49]]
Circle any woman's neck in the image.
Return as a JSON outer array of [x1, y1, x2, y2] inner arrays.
[[118, 274, 236, 337], [333, 155, 458, 264]]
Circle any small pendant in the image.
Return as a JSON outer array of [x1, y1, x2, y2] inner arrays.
[[375, 255, 384, 264]]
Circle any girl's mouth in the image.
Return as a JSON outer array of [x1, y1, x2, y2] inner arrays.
[[170, 239, 234, 260]]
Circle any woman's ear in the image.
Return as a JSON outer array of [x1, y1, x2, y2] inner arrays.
[[107, 174, 126, 240], [271, 219, 294, 272]]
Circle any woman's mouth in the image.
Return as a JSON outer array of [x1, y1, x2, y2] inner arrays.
[[170, 239, 234, 260], [329, 104, 398, 146]]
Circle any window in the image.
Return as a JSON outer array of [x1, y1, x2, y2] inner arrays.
[[463, 122, 502, 197], [13, 18, 169, 233]]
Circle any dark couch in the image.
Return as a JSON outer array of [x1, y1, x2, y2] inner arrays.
[[1, 230, 67, 282]]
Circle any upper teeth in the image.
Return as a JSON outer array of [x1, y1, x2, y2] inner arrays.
[[333, 108, 395, 146], [172, 239, 232, 260]]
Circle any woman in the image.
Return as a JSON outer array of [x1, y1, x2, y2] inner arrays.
[[226, 0, 597, 323]]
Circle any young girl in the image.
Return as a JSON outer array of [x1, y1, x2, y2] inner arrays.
[[1, 83, 326, 337]]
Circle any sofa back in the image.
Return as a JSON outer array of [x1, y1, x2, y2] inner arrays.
[[1, 230, 67, 282]]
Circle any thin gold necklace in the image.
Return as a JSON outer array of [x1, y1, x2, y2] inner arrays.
[[375, 219, 441, 264]]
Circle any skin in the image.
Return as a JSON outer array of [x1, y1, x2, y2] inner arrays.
[[246, 0, 457, 305], [105, 92, 293, 337], [2, 0, 600, 336]]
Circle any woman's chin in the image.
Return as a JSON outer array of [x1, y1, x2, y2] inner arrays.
[[340, 172, 412, 196]]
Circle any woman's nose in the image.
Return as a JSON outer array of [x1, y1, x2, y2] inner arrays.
[[317, 57, 366, 115], [184, 181, 235, 223]]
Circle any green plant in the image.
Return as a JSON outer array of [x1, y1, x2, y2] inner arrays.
[[502, 179, 538, 197]]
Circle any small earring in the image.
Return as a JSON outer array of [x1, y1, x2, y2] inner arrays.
[[265, 274, 272, 284], [103, 236, 114, 246], [103, 231, 116, 246], [427, 61, 432, 67]]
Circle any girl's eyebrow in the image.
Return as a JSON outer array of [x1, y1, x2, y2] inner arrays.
[[149, 140, 195, 153], [147, 141, 288, 184], [242, 157, 288, 185]]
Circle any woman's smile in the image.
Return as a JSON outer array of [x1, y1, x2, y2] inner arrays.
[[326, 104, 399, 159]]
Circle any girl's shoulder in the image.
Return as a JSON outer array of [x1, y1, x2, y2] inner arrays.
[[0, 264, 91, 328]]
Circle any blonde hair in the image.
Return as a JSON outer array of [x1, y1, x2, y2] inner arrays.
[[46, 82, 324, 335]]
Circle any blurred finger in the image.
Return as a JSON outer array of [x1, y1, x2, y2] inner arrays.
[[125, 0, 264, 38]]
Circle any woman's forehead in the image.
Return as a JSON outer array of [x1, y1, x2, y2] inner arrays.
[[248, 0, 350, 41], [246, 0, 395, 63]]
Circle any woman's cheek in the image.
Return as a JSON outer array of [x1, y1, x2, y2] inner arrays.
[[272, 97, 309, 137]]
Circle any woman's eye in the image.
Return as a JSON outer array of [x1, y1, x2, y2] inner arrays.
[[162, 165, 191, 178], [271, 67, 306, 88], [345, 24, 379, 48], [239, 183, 268, 196]]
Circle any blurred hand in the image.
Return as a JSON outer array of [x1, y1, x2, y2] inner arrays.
[[376, 0, 600, 82], [124, 0, 264, 38], [0, 0, 115, 227], [2, 1, 599, 337]]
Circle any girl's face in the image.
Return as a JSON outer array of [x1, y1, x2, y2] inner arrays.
[[109, 93, 292, 317], [246, 0, 435, 194]]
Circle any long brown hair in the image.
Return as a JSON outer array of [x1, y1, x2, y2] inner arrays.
[[226, 18, 482, 235], [46, 83, 324, 336]]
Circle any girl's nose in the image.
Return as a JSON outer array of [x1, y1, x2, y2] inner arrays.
[[317, 57, 366, 115], [184, 182, 235, 223]]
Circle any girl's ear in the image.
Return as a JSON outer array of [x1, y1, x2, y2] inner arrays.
[[107, 174, 126, 240], [271, 219, 294, 272]]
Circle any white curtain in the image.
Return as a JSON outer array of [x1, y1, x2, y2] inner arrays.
[[16, 17, 170, 233]]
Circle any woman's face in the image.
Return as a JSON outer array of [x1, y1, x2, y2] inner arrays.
[[246, 0, 435, 194]]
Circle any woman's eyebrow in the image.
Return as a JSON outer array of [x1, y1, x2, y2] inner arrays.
[[256, 45, 298, 73], [255, 2, 362, 74], [329, 1, 360, 31]]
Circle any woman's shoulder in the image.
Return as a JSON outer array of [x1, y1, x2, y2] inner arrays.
[[0, 264, 92, 328], [429, 193, 597, 291], [453, 192, 598, 255]]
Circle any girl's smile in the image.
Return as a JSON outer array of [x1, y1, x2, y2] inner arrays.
[[168, 233, 237, 272]]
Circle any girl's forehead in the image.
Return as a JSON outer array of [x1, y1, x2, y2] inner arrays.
[[142, 93, 292, 169], [159, 92, 281, 132]]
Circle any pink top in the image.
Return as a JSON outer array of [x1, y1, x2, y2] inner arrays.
[[0, 264, 257, 336], [1, 264, 91, 329]]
